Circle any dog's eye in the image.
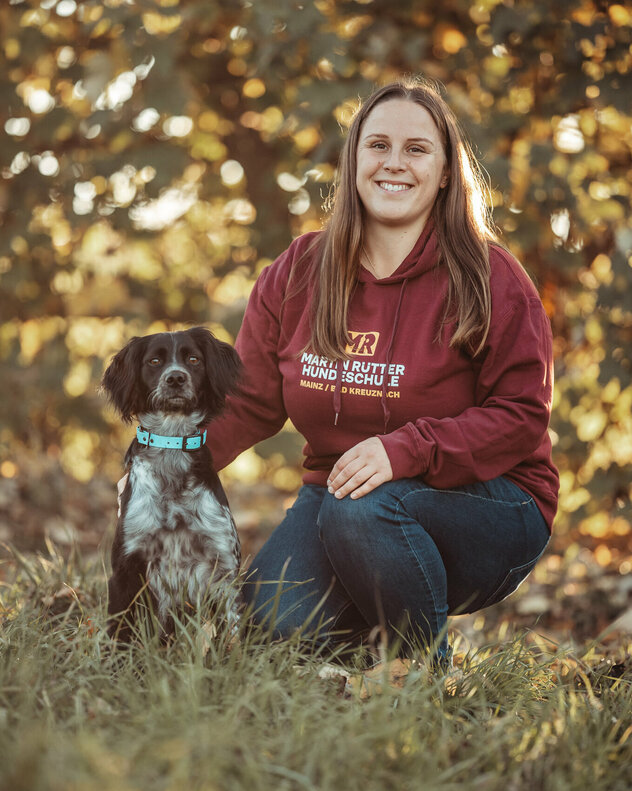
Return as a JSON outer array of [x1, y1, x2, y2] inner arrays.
[[188, 355, 200, 365], [148, 357, 161, 366]]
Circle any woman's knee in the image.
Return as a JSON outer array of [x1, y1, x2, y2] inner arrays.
[[317, 488, 388, 552]]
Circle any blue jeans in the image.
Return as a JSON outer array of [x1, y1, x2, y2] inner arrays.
[[243, 477, 550, 661]]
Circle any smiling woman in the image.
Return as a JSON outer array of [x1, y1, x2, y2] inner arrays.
[[199, 78, 559, 668]]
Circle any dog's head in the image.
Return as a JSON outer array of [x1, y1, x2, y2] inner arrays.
[[102, 327, 242, 423]]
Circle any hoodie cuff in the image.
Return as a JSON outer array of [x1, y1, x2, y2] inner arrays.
[[379, 425, 428, 480]]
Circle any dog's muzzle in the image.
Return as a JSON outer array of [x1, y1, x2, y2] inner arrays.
[[152, 367, 196, 410]]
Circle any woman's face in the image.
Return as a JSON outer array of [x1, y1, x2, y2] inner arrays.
[[355, 98, 447, 236]]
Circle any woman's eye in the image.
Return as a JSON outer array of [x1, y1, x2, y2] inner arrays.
[[372, 142, 387, 150]]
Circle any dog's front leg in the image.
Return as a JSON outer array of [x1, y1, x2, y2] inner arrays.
[[107, 552, 149, 642]]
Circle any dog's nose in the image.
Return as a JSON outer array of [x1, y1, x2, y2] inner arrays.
[[166, 371, 187, 387]]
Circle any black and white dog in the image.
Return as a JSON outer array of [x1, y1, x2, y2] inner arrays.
[[101, 327, 242, 641]]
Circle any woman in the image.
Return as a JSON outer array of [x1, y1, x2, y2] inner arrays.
[[209, 79, 558, 665]]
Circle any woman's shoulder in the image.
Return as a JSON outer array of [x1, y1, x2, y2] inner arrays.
[[289, 229, 323, 254], [488, 242, 542, 306], [263, 230, 321, 276], [254, 230, 322, 301]]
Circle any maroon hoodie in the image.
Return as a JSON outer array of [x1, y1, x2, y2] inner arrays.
[[206, 223, 559, 530]]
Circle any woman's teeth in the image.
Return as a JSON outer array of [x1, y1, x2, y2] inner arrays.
[[378, 182, 411, 192]]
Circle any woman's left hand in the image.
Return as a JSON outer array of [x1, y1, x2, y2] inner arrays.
[[327, 437, 393, 500]]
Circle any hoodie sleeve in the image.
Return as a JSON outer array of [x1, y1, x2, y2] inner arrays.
[[379, 264, 554, 489], [205, 262, 288, 471]]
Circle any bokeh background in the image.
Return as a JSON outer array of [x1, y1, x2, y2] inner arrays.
[[1, 0, 631, 644]]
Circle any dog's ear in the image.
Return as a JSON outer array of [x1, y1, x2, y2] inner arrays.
[[190, 327, 243, 417], [101, 336, 147, 423]]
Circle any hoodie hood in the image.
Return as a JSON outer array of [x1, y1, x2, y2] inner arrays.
[[356, 218, 439, 285]]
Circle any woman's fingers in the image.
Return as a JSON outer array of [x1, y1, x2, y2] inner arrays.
[[327, 438, 392, 499], [328, 451, 363, 486], [347, 473, 386, 500], [116, 473, 129, 517], [330, 467, 373, 499]]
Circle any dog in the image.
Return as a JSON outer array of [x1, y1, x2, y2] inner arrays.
[[101, 327, 243, 642]]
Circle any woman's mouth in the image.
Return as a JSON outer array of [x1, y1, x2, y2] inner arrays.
[[377, 181, 412, 192]]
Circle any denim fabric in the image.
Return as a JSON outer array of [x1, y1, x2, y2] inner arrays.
[[243, 477, 550, 660]]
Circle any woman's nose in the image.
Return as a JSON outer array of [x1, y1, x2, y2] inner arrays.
[[383, 147, 405, 170]]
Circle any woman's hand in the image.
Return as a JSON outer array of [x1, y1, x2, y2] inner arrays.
[[327, 437, 393, 500], [117, 473, 128, 517]]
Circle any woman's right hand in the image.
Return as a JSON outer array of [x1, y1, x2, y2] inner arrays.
[[117, 473, 128, 517], [326, 437, 393, 500]]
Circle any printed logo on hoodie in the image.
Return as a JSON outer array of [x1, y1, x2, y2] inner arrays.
[[346, 331, 380, 357]]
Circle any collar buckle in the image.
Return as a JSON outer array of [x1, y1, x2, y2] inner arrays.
[[182, 430, 207, 452]]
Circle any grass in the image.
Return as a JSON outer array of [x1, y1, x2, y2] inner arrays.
[[0, 542, 631, 791]]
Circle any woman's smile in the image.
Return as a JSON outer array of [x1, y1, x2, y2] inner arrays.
[[376, 181, 413, 192]]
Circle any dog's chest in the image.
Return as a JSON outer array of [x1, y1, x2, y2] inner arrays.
[[122, 456, 237, 574]]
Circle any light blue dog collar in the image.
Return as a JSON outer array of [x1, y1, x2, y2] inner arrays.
[[136, 425, 207, 451]]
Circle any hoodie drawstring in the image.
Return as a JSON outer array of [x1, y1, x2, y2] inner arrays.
[[380, 278, 408, 433], [333, 359, 343, 425]]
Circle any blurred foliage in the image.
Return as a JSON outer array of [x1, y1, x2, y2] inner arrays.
[[0, 0, 631, 606]]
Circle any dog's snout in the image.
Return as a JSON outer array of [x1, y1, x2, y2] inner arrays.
[[166, 370, 187, 387], [150, 363, 195, 411]]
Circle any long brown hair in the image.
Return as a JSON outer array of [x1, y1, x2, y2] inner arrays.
[[301, 78, 497, 359]]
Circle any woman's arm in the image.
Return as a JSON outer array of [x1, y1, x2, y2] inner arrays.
[[205, 264, 288, 471], [379, 296, 553, 488]]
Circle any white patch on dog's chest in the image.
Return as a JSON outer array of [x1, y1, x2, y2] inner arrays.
[[124, 456, 228, 534], [122, 456, 238, 622]]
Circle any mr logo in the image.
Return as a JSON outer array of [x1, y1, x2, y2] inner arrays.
[[346, 331, 380, 357]]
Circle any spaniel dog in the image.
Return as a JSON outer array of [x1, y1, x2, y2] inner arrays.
[[101, 327, 242, 642]]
